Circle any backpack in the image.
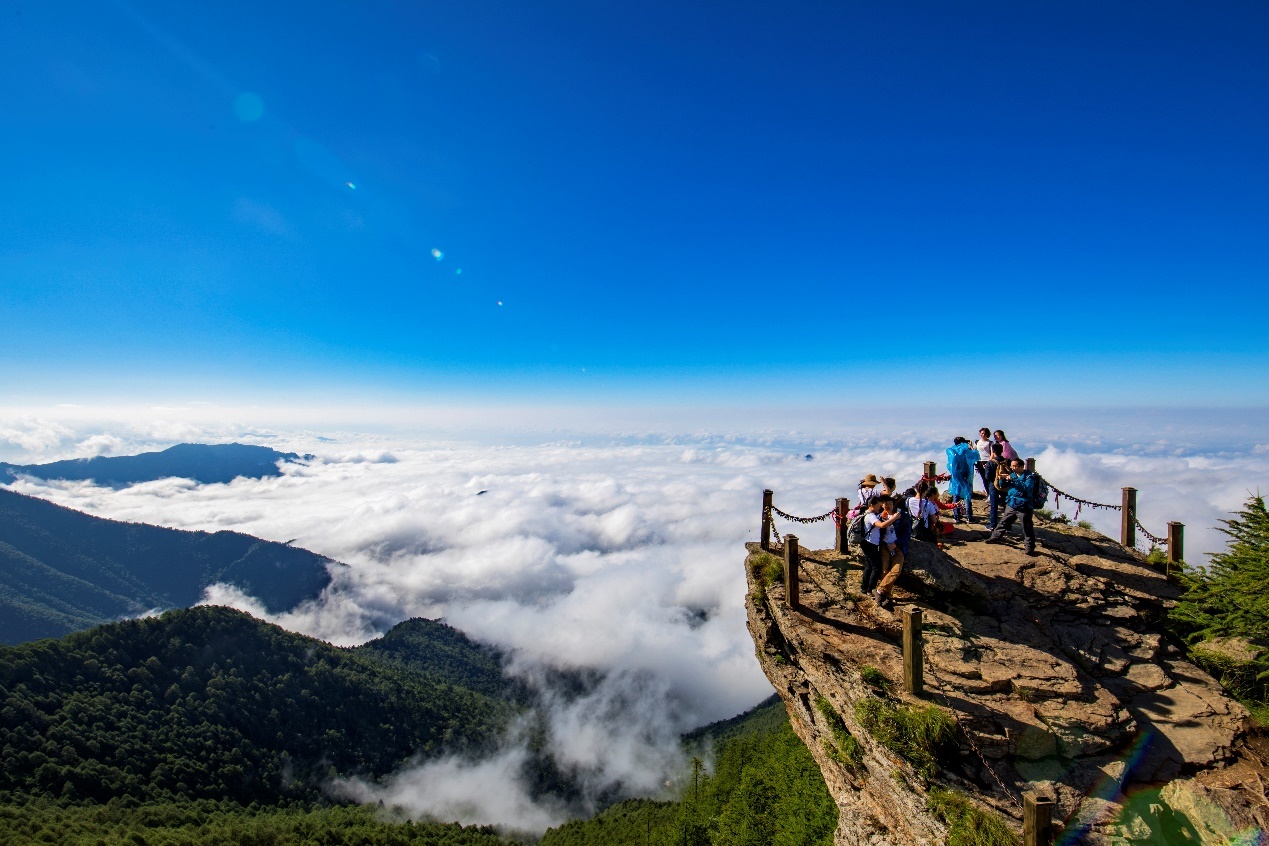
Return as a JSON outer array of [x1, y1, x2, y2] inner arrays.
[[894, 506, 913, 542], [846, 512, 868, 548], [1030, 473, 1050, 509]]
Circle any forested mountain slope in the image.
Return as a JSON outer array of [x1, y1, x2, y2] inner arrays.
[[0, 489, 334, 644], [0, 606, 512, 805], [539, 695, 837, 846], [0, 442, 310, 487]]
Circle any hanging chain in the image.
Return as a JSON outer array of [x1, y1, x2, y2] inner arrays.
[[921, 650, 1023, 810]]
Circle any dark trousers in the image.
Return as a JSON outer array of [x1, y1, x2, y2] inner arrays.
[[860, 540, 883, 593], [975, 461, 990, 492], [990, 504, 1035, 551]]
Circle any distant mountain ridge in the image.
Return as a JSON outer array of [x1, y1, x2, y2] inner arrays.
[[0, 442, 312, 487], [0, 488, 334, 644]]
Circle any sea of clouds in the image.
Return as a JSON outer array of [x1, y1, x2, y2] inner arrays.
[[2, 406, 1267, 830]]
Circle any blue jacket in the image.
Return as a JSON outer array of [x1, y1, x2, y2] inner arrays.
[[945, 442, 978, 501], [1003, 471, 1036, 510]]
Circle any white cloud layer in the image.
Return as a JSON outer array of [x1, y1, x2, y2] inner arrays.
[[2, 407, 1267, 830]]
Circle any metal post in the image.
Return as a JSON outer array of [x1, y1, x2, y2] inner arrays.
[[1025, 457, 1036, 473], [784, 535, 800, 610], [902, 605, 922, 696], [761, 489, 773, 550], [1120, 488, 1137, 548], [923, 461, 937, 481], [835, 498, 849, 554], [1023, 792, 1053, 846], [1167, 522, 1184, 581]]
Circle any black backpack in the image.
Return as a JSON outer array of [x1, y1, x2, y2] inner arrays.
[[846, 511, 868, 548]]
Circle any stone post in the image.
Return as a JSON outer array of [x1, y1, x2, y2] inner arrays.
[[784, 535, 800, 610], [835, 498, 849, 554], [902, 605, 922, 696], [1167, 522, 1184, 581], [923, 461, 937, 481], [1120, 487, 1137, 548], [1025, 457, 1036, 473], [1023, 792, 1053, 846], [761, 489, 773, 550]]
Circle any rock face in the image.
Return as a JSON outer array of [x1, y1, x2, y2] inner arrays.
[[745, 520, 1268, 845]]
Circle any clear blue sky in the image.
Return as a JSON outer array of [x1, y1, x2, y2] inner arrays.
[[3, 1, 1267, 405]]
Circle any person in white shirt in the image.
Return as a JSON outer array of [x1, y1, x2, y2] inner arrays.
[[860, 497, 898, 595], [907, 482, 940, 542], [975, 427, 994, 492], [856, 474, 883, 510]]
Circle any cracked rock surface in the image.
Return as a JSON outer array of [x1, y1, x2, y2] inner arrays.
[[745, 519, 1267, 845]]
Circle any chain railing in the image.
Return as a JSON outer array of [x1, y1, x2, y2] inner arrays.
[[1130, 511, 1169, 547], [921, 643, 1023, 811], [769, 504, 838, 525], [1046, 483, 1170, 551], [1049, 483, 1119, 519]]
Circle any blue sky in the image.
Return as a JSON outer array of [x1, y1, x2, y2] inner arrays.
[[3, 1, 1267, 405]]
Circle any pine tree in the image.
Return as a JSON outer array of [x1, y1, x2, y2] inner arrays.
[[1170, 494, 1269, 711]]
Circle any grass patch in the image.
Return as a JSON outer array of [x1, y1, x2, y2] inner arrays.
[[854, 697, 954, 779], [927, 787, 1019, 846], [814, 696, 864, 770], [1010, 682, 1036, 702], [1077, 520, 1094, 530], [751, 552, 783, 586], [860, 665, 892, 693]]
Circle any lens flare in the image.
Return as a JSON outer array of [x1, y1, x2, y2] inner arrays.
[[431, 249, 443, 260], [346, 182, 356, 190], [233, 92, 264, 122]]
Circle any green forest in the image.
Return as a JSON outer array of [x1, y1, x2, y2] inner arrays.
[[0, 488, 333, 644], [0, 606, 511, 805], [0, 801, 513, 846], [539, 696, 838, 846]]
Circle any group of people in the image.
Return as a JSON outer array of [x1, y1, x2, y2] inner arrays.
[[849, 428, 1042, 610]]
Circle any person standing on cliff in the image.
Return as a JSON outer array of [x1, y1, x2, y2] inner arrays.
[[874, 496, 907, 609], [855, 474, 883, 513], [993, 430, 1020, 462], [975, 427, 994, 491], [983, 442, 1006, 530], [987, 458, 1038, 555], [946, 437, 978, 522], [860, 497, 898, 595]]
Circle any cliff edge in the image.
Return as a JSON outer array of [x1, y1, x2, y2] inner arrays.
[[744, 520, 1268, 845]]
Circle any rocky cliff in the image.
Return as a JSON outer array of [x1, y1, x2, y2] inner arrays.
[[744, 519, 1268, 845]]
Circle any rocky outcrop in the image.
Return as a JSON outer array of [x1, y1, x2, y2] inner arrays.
[[745, 520, 1268, 845]]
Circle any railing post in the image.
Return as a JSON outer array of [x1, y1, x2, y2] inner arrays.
[[784, 535, 800, 610], [835, 498, 849, 554], [1025, 457, 1036, 473], [902, 605, 923, 696], [1023, 793, 1053, 846], [1120, 487, 1137, 548], [761, 489, 773, 550], [1167, 522, 1184, 581], [923, 461, 937, 481]]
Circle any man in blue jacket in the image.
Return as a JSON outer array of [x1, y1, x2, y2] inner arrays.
[[985, 458, 1038, 555]]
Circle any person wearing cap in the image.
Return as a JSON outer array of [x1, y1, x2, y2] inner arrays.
[[856, 474, 883, 510]]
